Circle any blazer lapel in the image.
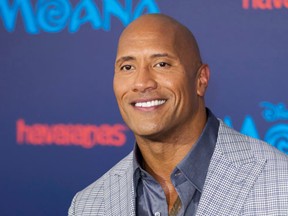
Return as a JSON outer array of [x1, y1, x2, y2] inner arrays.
[[196, 122, 267, 216], [104, 153, 135, 216]]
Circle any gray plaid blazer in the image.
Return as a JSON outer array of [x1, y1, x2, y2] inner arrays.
[[69, 121, 288, 215]]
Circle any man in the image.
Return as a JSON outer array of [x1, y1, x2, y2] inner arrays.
[[69, 14, 288, 216]]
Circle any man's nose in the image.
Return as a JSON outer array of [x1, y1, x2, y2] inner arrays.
[[132, 66, 157, 93]]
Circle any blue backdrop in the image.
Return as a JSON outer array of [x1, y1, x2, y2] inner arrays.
[[0, 0, 287, 215]]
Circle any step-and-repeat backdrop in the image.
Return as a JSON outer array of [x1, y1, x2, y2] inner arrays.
[[1, 0, 287, 215]]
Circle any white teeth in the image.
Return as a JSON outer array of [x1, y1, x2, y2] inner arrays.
[[135, 100, 166, 108]]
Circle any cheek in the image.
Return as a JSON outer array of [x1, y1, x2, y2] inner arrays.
[[170, 77, 197, 104], [160, 75, 189, 94], [113, 76, 123, 93], [158, 74, 180, 88], [113, 77, 129, 104]]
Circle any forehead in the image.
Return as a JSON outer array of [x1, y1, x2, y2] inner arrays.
[[117, 29, 179, 57]]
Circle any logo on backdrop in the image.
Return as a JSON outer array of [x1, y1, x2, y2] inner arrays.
[[16, 102, 288, 153], [16, 119, 129, 148], [242, 0, 288, 9], [224, 102, 288, 154], [0, 0, 160, 34]]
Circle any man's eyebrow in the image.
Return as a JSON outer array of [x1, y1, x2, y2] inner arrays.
[[115, 56, 135, 65], [150, 53, 177, 60]]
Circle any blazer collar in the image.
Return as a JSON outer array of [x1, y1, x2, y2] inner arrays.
[[196, 120, 267, 215], [104, 152, 135, 216]]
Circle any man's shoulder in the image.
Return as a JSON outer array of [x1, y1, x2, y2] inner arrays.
[[218, 120, 288, 165], [198, 120, 288, 215], [68, 151, 134, 216], [79, 151, 133, 196]]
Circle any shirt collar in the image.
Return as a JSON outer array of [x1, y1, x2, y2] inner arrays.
[[176, 108, 219, 192], [133, 108, 219, 192]]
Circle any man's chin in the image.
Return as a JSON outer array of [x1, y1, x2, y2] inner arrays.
[[134, 129, 171, 143]]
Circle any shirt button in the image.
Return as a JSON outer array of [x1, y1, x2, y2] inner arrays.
[[154, 212, 161, 216], [175, 171, 181, 176]]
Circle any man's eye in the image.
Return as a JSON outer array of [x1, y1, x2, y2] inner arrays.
[[120, 65, 133, 71], [155, 62, 170, 68]]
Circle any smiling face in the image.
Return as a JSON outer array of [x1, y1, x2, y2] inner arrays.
[[113, 15, 209, 142]]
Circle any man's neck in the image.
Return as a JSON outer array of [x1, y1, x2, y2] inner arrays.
[[138, 141, 195, 180], [135, 110, 207, 181], [136, 129, 204, 211]]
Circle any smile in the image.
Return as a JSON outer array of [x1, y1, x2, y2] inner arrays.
[[134, 99, 166, 108]]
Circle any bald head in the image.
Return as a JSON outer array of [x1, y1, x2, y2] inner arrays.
[[118, 14, 202, 69]]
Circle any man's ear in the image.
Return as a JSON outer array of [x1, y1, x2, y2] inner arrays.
[[197, 64, 210, 97]]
